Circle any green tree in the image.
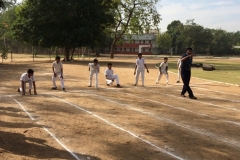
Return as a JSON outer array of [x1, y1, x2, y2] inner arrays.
[[210, 29, 233, 55], [109, 0, 161, 58], [167, 20, 184, 54], [0, 0, 16, 9], [12, 0, 114, 61], [182, 24, 213, 54], [156, 32, 171, 52]]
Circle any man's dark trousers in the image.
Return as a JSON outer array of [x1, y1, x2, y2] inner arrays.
[[181, 69, 194, 97]]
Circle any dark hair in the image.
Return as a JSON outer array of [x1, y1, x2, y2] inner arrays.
[[186, 47, 192, 51], [108, 63, 112, 66], [138, 53, 142, 56], [164, 57, 168, 60], [93, 58, 98, 62], [55, 56, 61, 60], [27, 69, 34, 73]]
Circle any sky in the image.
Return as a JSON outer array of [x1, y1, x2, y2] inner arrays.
[[16, 0, 240, 33], [157, 0, 240, 32]]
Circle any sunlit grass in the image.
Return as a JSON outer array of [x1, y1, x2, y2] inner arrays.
[[168, 58, 240, 85]]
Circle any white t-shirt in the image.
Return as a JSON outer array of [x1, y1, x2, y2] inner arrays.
[[159, 62, 168, 73], [20, 73, 35, 82], [52, 61, 63, 73], [177, 59, 181, 69], [89, 63, 100, 72], [105, 68, 113, 78], [136, 58, 145, 70]]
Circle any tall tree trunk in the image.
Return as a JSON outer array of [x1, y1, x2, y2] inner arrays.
[[64, 47, 70, 61], [110, 39, 116, 59], [70, 48, 75, 60]]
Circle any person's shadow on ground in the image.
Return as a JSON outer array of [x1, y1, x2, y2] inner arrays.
[[0, 130, 101, 160]]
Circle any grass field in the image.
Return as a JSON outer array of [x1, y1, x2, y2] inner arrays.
[[167, 57, 240, 85]]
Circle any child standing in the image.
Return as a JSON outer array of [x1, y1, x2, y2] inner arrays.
[[176, 57, 181, 83], [134, 53, 149, 86], [51, 56, 65, 91], [88, 59, 100, 89], [105, 63, 121, 87], [18, 69, 37, 95], [156, 57, 169, 84]]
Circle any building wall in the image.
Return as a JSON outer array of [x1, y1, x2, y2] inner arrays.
[[113, 34, 158, 55]]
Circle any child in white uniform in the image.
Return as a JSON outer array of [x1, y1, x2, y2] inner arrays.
[[105, 63, 121, 87], [51, 56, 65, 91], [88, 59, 100, 89], [156, 57, 169, 84], [176, 57, 181, 83], [18, 69, 37, 95], [134, 53, 149, 86]]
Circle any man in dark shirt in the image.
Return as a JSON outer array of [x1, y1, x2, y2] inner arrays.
[[180, 48, 197, 99]]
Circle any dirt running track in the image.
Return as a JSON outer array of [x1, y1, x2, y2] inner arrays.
[[0, 58, 240, 160]]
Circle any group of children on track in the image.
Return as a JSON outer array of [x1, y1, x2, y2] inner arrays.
[[18, 48, 196, 99]]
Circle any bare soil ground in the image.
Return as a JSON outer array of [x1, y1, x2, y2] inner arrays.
[[1, 56, 240, 160]]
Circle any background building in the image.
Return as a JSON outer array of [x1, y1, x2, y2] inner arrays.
[[113, 34, 159, 55]]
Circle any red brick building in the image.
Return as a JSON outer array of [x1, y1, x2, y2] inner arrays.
[[113, 34, 158, 55]]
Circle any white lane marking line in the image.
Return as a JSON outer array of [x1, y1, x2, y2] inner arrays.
[[131, 87, 240, 112], [168, 71, 240, 87], [56, 91, 240, 149], [13, 99, 35, 121], [193, 87, 240, 97], [119, 91, 240, 127], [70, 89, 240, 124], [49, 94, 185, 160], [102, 88, 240, 127], [13, 98, 82, 160], [41, 124, 82, 160], [175, 89, 240, 103]]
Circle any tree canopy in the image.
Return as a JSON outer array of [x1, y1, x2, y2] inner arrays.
[[12, 0, 114, 60], [109, 0, 161, 58], [164, 20, 240, 55]]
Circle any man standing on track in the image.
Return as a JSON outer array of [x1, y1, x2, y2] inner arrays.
[[180, 48, 197, 99]]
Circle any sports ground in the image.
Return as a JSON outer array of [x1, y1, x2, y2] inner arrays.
[[1, 55, 240, 160]]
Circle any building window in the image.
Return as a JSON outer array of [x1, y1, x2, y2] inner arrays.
[[143, 40, 145, 44], [130, 48, 132, 52], [149, 48, 152, 52], [124, 48, 126, 51], [149, 40, 152, 44], [133, 48, 135, 52], [143, 48, 145, 52]]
